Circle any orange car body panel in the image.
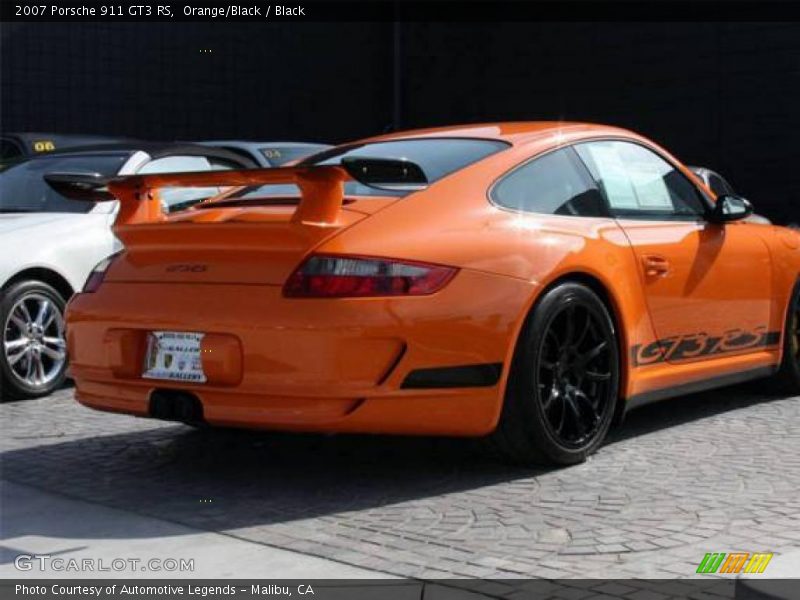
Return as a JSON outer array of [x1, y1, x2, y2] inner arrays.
[[66, 122, 800, 435]]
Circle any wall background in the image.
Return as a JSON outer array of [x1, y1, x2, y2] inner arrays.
[[2, 22, 799, 223]]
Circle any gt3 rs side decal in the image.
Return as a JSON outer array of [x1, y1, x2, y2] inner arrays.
[[632, 327, 781, 366]]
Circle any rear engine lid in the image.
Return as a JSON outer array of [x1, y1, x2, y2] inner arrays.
[[105, 203, 385, 285], [80, 162, 421, 286]]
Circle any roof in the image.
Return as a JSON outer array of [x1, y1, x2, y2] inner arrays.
[[365, 121, 637, 145]]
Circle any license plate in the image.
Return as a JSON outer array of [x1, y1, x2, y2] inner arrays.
[[143, 331, 206, 383]]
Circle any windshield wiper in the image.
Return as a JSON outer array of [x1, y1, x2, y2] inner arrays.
[[0, 208, 37, 213]]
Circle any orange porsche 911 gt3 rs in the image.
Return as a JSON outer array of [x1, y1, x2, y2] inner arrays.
[[64, 123, 800, 465]]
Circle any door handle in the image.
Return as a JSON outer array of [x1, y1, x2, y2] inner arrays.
[[642, 254, 671, 278]]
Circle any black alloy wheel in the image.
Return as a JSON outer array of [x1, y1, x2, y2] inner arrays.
[[491, 283, 620, 465], [536, 303, 614, 448], [773, 282, 800, 394], [791, 293, 800, 365]]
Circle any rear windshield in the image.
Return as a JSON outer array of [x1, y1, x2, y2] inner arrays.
[[0, 153, 128, 213], [226, 138, 509, 200]]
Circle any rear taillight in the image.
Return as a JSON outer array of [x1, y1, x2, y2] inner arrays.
[[283, 255, 457, 298], [82, 253, 120, 293]]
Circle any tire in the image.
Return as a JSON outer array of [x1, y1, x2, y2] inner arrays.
[[490, 283, 620, 466], [1, 280, 69, 401], [771, 281, 800, 394]]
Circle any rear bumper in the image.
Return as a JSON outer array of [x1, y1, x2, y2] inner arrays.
[[66, 270, 535, 436]]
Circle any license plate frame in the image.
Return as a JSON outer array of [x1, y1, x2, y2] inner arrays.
[[142, 331, 207, 383]]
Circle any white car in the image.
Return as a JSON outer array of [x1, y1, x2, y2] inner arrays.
[[0, 144, 254, 400]]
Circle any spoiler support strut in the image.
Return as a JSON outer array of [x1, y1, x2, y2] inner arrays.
[[105, 165, 349, 227], [45, 158, 428, 228]]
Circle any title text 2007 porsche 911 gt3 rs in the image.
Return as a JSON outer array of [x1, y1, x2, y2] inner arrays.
[[64, 123, 800, 465]]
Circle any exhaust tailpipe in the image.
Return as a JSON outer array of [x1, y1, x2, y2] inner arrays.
[[149, 389, 204, 424]]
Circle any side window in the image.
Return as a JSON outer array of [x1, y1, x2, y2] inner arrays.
[[139, 155, 233, 212], [491, 147, 607, 217], [575, 141, 708, 220]]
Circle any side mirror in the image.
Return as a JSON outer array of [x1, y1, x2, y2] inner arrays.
[[708, 194, 754, 224], [44, 171, 115, 201]]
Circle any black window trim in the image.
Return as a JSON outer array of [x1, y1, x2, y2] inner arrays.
[[487, 144, 612, 219], [572, 137, 715, 223], [488, 136, 715, 223]]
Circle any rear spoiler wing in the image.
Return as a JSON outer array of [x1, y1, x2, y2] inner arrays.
[[44, 158, 428, 227]]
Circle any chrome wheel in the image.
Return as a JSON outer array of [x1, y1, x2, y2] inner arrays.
[[537, 303, 614, 448], [3, 293, 66, 389]]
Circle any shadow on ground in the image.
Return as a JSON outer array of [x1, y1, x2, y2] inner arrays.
[[0, 380, 791, 544]]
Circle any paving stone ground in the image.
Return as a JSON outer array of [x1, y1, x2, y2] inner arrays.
[[1, 382, 799, 588]]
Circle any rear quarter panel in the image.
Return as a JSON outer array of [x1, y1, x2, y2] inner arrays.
[[319, 131, 659, 400]]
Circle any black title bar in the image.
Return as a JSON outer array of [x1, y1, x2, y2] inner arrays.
[[3, 1, 800, 22], [7, 579, 800, 600]]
